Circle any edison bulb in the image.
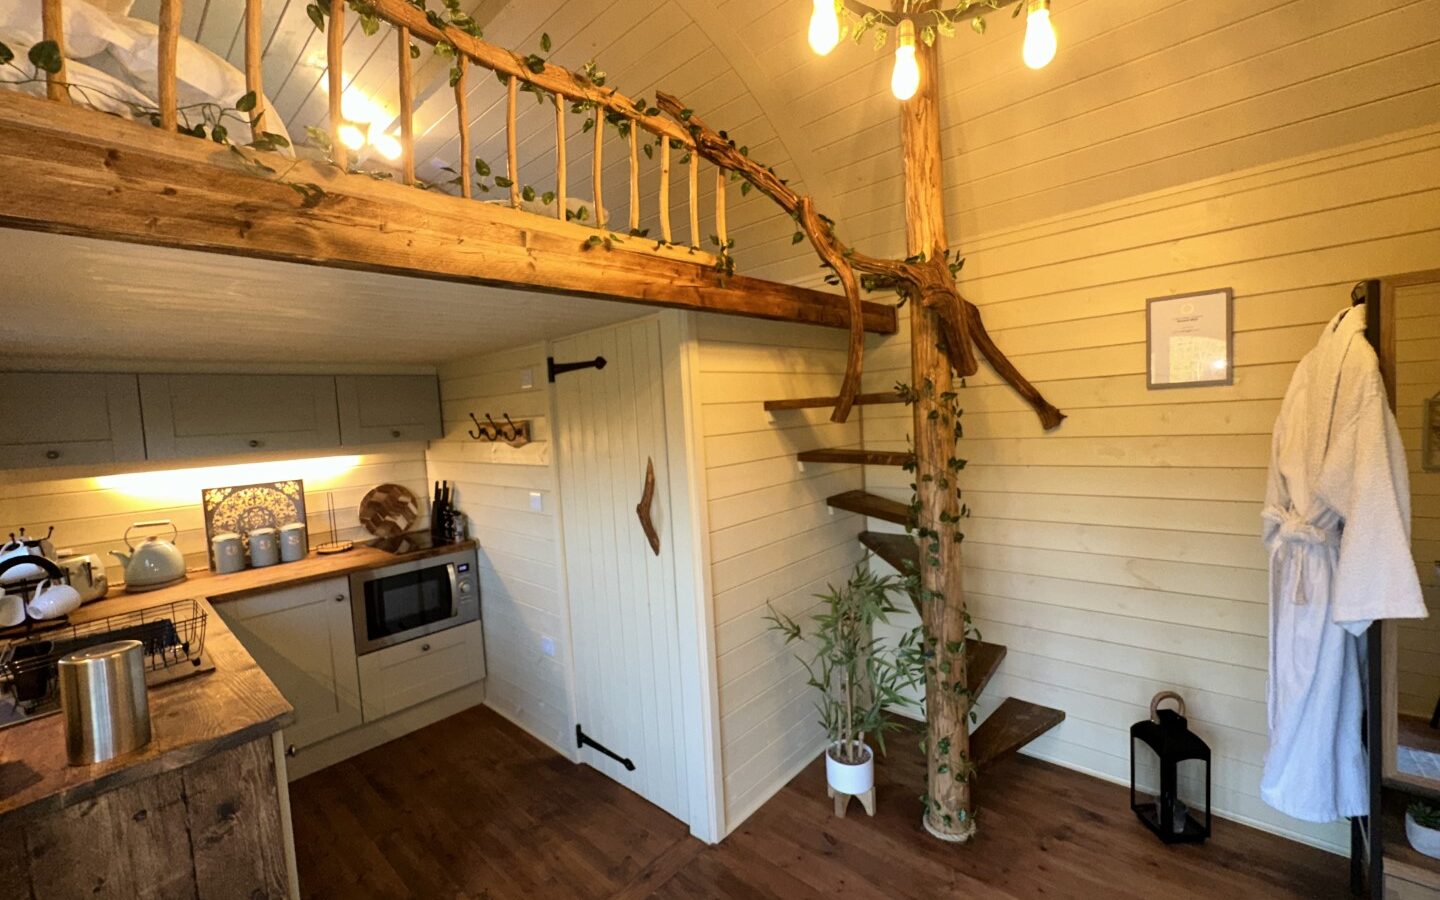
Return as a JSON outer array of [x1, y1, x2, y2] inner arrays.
[[1023, 0, 1057, 69], [373, 132, 403, 161], [891, 19, 920, 100], [337, 121, 367, 151], [808, 0, 840, 55]]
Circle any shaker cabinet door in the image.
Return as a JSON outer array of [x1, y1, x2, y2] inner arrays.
[[0, 373, 146, 469], [218, 577, 362, 751], [139, 374, 341, 460], [335, 374, 443, 446]]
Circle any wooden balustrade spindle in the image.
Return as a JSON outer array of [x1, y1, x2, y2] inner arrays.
[[688, 151, 699, 248], [506, 75, 520, 207], [658, 140, 671, 244], [593, 113, 603, 227], [327, 0, 347, 169], [243, 0, 265, 134], [554, 99, 566, 219], [40, 0, 69, 104], [454, 56, 471, 198], [158, 0, 181, 130], [396, 25, 415, 185], [628, 125, 640, 233], [715, 166, 727, 249]]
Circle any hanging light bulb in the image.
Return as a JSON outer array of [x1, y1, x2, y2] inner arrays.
[[1022, 0, 1057, 69], [891, 18, 920, 101], [337, 120, 367, 151], [808, 0, 840, 55]]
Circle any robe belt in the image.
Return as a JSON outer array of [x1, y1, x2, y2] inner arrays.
[[1262, 506, 1338, 605]]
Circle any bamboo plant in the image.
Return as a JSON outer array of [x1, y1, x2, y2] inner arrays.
[[767, 561, 925, 765]]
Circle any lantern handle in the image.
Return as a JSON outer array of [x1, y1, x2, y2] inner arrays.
[[1150, 691, 1186, 723]]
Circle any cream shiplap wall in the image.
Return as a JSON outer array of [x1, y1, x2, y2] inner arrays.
[[428, 344, 577, 756], [859, 125, 1440, 854], [1395, 281, 1440, 718], [694, 313, 866, 832], [0, 448, 429, 584]]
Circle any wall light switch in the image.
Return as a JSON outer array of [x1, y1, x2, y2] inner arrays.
[[520, 368, 534, 390], [540, 636, 557, 657], [529, 491, 543, 512]]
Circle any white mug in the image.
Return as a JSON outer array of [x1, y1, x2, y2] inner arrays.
[[27, 578, 82, 620], [0, 541, 45, 584], [0, 588, 22, 628]]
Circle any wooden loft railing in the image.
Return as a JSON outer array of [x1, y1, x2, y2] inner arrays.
[[8, 0, 896, 344]]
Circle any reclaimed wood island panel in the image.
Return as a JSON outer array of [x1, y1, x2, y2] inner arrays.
[[0, 593, 296, 898]]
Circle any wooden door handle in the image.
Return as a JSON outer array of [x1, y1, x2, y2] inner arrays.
[[636, 457, 660, 556]]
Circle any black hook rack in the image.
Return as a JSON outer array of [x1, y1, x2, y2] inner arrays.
[[467, 411, 531, 447], [548, 355, 607, 382]]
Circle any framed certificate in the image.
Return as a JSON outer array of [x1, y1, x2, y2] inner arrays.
[[1146, 289, 1234, 389], [1424, 393, 1440, 473]]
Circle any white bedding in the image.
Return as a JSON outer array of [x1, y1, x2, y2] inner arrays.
[[0, 0, 290, 147]]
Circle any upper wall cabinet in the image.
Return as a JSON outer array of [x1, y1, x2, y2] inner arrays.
[[335, 375, 443, 446], [139, 374, 342, 460], [0, 373, 146, 469]]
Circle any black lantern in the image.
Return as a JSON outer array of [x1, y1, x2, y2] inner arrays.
[[1130, 691, 1211, 844]]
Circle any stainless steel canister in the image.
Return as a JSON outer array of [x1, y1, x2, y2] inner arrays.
[[57, 639, 152, 765]]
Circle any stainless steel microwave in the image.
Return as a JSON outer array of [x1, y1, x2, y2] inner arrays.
[[350, 547, 480, 655]]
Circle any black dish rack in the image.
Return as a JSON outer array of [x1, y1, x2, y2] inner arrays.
[[0, 599, 208, 710]]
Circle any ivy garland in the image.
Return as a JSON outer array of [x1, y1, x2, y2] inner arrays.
[[834, 0, 1027, 48]]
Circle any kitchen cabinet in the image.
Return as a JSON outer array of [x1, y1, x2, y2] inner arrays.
[[336, 374, 443, 446], [138, 374, 341, 460], [0, 373, 146, 469], [357, 619, 485, 722], [218, 577, 361, 752]]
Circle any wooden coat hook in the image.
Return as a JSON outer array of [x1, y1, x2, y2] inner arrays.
[[467, 411, 531, 448]]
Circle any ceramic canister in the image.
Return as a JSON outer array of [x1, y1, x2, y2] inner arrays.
[[279, 522, 307, 563], [212, 532, 245, 574], [248, 527, 280, 568]]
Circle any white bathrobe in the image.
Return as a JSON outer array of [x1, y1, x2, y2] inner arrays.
[[1260, 303, 1427, 823]]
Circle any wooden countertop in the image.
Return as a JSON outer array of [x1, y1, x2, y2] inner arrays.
[[0, 539, 477, 824]]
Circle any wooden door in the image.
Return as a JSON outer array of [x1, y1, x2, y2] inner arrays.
[[219, 577, 362, 752], [553, 317, 691, 823], [0, 373, 146, 469], [336, 374, 443, 446], [139, 374, 340, 460]]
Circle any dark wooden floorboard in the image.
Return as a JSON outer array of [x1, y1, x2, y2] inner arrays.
[[290, 704, 1348, 900]]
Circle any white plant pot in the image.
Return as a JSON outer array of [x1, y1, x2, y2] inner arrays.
[[1407, 812, 1440, 860], [825, 741, 874, 796]]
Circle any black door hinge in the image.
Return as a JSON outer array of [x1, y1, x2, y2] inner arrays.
[[548, 355, 607, 382], [576, 724, 635, 771]]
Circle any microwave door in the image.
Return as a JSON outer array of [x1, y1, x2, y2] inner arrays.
[[357, 562, 458, 652]]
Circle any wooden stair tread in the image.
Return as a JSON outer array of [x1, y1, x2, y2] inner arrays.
[[859, 530, 917, 572], [827, 491, 909, 525], [966, 640, 1008, 703], [799, 449, 913, 466], [972, 698, 1065, 770], [764, 392, 906, 411]]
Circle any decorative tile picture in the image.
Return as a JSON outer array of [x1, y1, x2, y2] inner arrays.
[[202, 480, 307, 569]]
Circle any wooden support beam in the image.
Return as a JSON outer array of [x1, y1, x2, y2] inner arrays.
[[658, 140, 671, 244], [157, 0, 181, 131], [454, 56, 471, 199], [593, 114, 603, 226], [554, 98, 565, 218], [327, 0, 346, 170], [506, 75, 519, 207], [243, 0, 265, 134], [715, 166, 727, 248], [628, 127, 640, 233], [0, 90, 896, 337], [688, 151, 699, 247], [397, 26, 415, 186], [41, 0, 69, 104]]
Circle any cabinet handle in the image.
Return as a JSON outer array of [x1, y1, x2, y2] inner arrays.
[[421, 643, 431, 652], [391, 429, 402, 438], [248, 439, 262, 448], [335, 594, 346, 603], [44, 449, 60, 460], [286, 744, 297, 758]]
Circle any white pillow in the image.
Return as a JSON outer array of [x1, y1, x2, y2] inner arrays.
[[0, 0, 120, 60], [0, 42, 152, 117]]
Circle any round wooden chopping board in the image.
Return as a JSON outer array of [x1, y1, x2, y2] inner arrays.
[[358, 483, 420, 538]]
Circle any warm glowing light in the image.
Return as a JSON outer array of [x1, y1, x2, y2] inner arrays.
[[337, 121, 367, 151], [807, 0, 840, 55], [373, 132, 403, 162], [891, 19, 920, 101], [97, 456, 361, 504], [1023, 0, 1057, 69]]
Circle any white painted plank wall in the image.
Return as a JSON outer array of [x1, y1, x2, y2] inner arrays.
[[429, 343, 577, 756], [861, 125, 1440, 855], [1395, 282, 1440, 718], [694, 313, 867, 833], [0, 448, 429, 584]]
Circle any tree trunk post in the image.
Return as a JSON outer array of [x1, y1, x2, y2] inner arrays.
[[902, 34, 975, 843]]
